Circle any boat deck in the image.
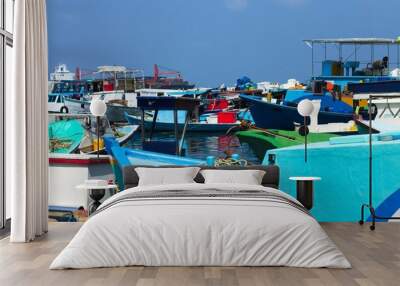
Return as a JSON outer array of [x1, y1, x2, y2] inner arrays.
[[0, 222, 399, 286]]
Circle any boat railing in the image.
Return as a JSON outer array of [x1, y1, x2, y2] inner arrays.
[[48, 113, 98, 119]]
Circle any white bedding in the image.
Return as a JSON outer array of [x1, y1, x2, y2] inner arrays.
[[50, 183, 351, 269]]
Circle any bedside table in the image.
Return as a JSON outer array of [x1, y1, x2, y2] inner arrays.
[[289, 177, 321, 210], [76, 184, 118, 214]]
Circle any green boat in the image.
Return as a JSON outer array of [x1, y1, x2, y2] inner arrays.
[[48, 119, 85, 154], [236, 129, 338, 160]]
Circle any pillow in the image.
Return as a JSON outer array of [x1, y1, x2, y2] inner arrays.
[[135, 167, 201, 186], [200, 169, 266, 185]]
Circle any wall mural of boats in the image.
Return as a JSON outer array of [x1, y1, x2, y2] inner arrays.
[[47, 37, 400, 223]]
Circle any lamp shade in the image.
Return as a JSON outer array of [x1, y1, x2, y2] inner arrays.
[[90, 99, 107, 116], [297, 99, 314, 117]]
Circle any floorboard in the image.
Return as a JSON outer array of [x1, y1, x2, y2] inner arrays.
[[0, 222, 399, 286]]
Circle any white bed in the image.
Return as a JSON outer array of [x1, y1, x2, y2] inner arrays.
[[50, 183, 350, 269]]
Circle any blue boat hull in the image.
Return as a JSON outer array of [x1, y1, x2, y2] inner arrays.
[[313, 75, 399, 91], [104, 136, 205, 168], [125, 113, 239, 132], [348, 80, 400, 94], [240, 95, 354, 130], [104, 136, 206, 190], [110, 146, 206, 168]]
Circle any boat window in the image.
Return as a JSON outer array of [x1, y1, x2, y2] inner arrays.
[[48, 95, 57, 102], [65, 83, 73, 92], [52, 83, 62, 93]]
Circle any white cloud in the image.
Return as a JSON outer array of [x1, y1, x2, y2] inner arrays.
[[224, 0, 249, 11]]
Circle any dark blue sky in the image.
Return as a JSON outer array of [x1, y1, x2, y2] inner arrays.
[[47, 0, 400, 86]]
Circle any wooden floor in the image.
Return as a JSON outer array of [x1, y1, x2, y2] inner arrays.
[[0, 222, 399, 286]]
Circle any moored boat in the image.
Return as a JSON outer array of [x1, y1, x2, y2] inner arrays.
[[145, 64, 195, 89], [105, 136, 206, 168], [63, 96, 91, 114], [79, 125, 139, 155], [240, 94, 354, 130], [125, 112, 240, 132], [348, 80, 400, 119], [48, 93, 68, 113], [105, 101, 141, 123], [265, 132, 400, 222], [50, 64, 76, 81], [357, 118, 400, 133], [104, 136, 206, 190], [48, 153, 114, 214], [48, 119, 85, 153], [48, 79, 90, 113], [268, 38, 400, 112], [236, 129, 338, 160]]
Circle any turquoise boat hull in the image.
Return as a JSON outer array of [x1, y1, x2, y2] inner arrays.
[[264, 132, 400, 222], [48, 119, 84, 153]]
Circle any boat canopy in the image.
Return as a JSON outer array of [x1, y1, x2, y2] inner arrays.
[[137, 96, 200, 111], [303, 37, 400, 78], [96, 66, 128, 73], [137, 96, 201, 156], [167, 89, 211, 97], [304, 38, 399, 46]]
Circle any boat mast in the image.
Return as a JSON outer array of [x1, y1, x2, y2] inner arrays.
[[311, 42, 314, 79]]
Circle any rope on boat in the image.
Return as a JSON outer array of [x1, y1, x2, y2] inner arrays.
[[229, 120, 301, 142], [49, 139, 73, 151], [215, 157, 248, 167]]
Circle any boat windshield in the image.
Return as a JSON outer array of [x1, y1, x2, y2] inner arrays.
[[51, 81, 87, 94], [48, 95, 57, 102]]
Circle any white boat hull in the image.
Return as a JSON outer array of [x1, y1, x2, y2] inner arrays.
[[48, 154, 114, 209], [373, 98, 400, 119]]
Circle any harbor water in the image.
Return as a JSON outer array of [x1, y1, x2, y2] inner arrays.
[[127, 132, 261, 165]]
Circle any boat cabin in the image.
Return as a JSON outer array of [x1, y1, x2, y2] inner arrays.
[[80, 65, 145, 93], [50, 80, 89, 98], [304, 38, 400, 91], [137, 96, 200, 155]]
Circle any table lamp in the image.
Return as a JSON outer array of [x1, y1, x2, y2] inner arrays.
[[90, 99, 107, 158], [297, 99, 314, 162]]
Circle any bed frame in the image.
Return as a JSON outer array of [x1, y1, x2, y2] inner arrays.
[[122, 165, 280, 190]]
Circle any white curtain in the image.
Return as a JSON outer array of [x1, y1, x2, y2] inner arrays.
[[9, 0, 49, 242]]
